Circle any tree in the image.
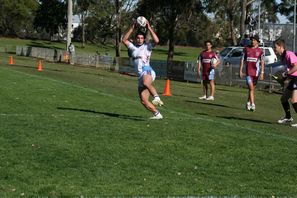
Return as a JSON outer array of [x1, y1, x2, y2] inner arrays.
[[34, 0, 67, 39], [206, 0, 241, 45], [0, 0, 38, 37], [115, 0, 121, 57], [75, 0, 95, 47], [76, 0, 134, 57], [82, 0, 115, 43], [241, 0, 278, 37], [136, 0, 204, 62], [240, 0, 255, 37], [278, 0, 296, 23]]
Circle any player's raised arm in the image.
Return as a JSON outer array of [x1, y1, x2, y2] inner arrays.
[[122, 22, 135, 47], [146, 20, 159, 45]]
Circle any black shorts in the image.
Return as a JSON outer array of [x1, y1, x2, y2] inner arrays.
[[286, 77, 297, 91]]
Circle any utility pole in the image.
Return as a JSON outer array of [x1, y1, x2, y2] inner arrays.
[[67, 0, 73, 51]]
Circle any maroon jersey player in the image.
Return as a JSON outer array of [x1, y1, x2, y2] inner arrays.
[[197, 40, 220, 101], [239, 34, 265, 111]]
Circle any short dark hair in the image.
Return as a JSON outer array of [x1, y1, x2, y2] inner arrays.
[[204, 40, 213, 46], [135, 31, 146, 39], [274, 39, 286, 48]]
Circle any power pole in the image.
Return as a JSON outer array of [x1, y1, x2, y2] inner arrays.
[[115, 0, 122, 57], [67, 0, 73, 50]]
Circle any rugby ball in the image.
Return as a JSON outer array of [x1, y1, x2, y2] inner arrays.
[[137, 16, 147, 27], [211, 58, 217, 67]]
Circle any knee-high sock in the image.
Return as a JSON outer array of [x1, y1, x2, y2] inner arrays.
[[293, 103, 297, 113], [282, 101, 291, 118]]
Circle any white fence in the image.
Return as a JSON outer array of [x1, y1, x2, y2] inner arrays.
[[15, 45, 281, 91]]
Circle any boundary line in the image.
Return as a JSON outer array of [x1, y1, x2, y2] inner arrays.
[[1, 65, 297, 143]]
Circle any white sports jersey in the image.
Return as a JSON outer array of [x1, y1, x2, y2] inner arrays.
[[128, 42, 153, 76]]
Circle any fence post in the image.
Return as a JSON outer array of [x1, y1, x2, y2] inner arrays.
[[269, 66, 273, 93], [229, 63, 233, 86]]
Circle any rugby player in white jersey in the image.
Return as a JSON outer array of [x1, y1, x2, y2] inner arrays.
[[122, 18, 163, 119]]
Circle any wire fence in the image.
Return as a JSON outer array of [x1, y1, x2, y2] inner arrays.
[[262, 23, 296, 51], [14, 45, 281, 92]]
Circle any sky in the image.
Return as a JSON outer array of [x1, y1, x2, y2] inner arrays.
[[276, 0, 290, 23], [71, 0, 291, 24], [278, 13, 290, 23]]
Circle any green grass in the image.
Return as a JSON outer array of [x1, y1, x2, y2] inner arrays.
[[0, 37, 202, 61], [1, 52, 297, 197]]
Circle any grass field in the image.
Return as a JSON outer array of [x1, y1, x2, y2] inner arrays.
[[1, 51, 297, 197], [0, 37, 201, 61]]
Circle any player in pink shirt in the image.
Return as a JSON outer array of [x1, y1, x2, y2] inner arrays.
[[239, 35, 265, 111], [197, 40, 220, 101], [274, 39, 297, 127]]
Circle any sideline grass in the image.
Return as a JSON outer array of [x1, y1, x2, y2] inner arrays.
[[0, 37, 201, 61], [1, 53, 297, 197]]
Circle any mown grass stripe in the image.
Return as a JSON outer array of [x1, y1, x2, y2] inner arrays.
[[1, 65, 296, 144]]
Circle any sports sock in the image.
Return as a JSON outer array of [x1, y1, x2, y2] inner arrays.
[[293, 103, 297, 113], [153, 95, 160, 98], [282, 101, 291, 118], [154, 111, 160, 116]]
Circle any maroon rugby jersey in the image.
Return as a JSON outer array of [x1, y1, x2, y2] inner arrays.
[[198, 50, 218, 75], [242, 47, 264, 76]]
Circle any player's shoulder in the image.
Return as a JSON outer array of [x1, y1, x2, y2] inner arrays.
[[210, 50, 217, 55], [199, 50, 207, 56], [257, 47, 263, 52], [285, 50, 297, 62], [243, 46, 249, 52], [286, 50, 296, 57]]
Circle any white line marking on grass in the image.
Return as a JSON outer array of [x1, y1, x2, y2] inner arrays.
[[1, 66, 297, 143], [0, 113, 104, 119], [1, 65, 137, 103], [166, 110, 297, 143]]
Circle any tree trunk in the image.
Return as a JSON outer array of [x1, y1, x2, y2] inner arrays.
[[240, 0, 247, 37], [115, 0, 121, 57], [81, 13, 85, 48], [230, 19, 237, 46], [240, 0, 256, 37], [167, 24, 175, 62]]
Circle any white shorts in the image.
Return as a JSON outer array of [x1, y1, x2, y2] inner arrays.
[[138, 67, 156, 87], [209, 69, 215, 80]]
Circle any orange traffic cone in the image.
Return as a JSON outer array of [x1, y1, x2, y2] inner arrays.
[[37, 60, 43, 71], [9, 55, 13, 65], [162, 79, 172, 96]]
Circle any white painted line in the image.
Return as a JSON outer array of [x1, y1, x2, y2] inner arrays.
[[1, 66, 296, 143]]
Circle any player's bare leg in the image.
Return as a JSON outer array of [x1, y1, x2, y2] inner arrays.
[[142, 75, 163, 106], [207, 80, 215, 100], [248, 83, 256, 111], [290, 90, 297, 127], [199, 81, 208, 99], [139, 87, 162, 119]]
